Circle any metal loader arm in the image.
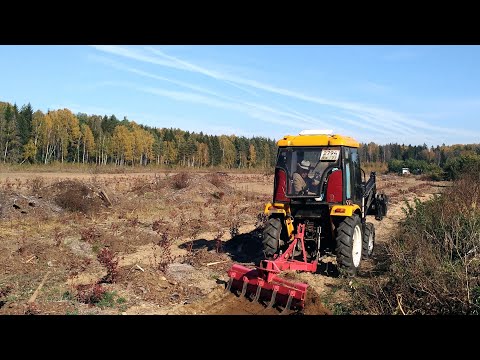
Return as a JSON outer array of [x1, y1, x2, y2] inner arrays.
[[362, 171, 377, 214]]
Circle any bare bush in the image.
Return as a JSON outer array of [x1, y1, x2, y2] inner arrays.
[[206, 173, 225, 188], [53, 227, 64, 246], [76, 283, 106, 305], [28, 177, 45, 194], [229, 218, 239, 239], [97, 247, 119, 283], [24, 302, 41, 315], [214, 230, 225, 253], [255, 212, 268, 230], [126, 216, 139, 228], [0, 284, 12, 298], [212, 191, 224, 200], [171, 172, 190, 190], [52, 180, 103, 214], [129, 176, 156, 195], [152, 219, 165, 233], [79, 226, 101, 243], [155, 232, 175, 271]]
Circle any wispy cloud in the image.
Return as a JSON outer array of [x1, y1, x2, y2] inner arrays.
[[144, 46, 260, 97], [91, 45, 477, 144], [383, 48, 419, 61], [358, 81, 392, 95], [89, 54, 254, 106], [89, 54, 330, 130], [48, 103, 118, 117], [91, 45, 188, 71], [90, 50, 356, 133], [331, 115, 401, 138], [87, 79, 316, 130], [137, 86, 317, 129], [137, 47, 461, 135]]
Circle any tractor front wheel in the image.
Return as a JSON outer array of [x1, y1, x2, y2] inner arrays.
[[262, 217, 285, 258], [335, 214, 363, 276]]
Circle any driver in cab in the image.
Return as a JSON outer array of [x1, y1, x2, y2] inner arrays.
[[293, 160, 320, 195]]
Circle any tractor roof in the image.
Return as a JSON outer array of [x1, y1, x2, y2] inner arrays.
[[277, 130, 360, 148]]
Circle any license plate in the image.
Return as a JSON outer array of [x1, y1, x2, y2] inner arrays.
[[320, 149, 340, 161]]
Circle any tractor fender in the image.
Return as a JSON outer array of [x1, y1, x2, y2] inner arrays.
[[330, 204, 361, 217], [264, 202, 292, 217], [264, 203, 294, 240]]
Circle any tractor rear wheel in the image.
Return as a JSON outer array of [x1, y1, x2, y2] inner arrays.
[[335, 214, 363, 276], [362, 222, 375, 260], [262, 217, 285, 258]]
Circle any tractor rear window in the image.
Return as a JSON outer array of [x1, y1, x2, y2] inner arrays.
[[276, 147, 341, 197]]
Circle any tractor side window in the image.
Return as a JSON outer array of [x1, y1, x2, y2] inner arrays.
[[344, 147, 361, 206], [344, 147, 353, 203], [351, 148, 363, 202], [276, 149, 288, 170], [345, 163, 351, 199]]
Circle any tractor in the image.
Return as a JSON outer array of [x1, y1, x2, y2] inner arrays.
[[226, 130, 388, 312]]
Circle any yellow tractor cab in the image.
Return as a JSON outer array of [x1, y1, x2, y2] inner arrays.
[[273, 129, 361, 203]]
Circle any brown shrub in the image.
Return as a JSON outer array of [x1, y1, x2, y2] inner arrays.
[[212, 191, 224, 200], [155, 232, 175, 271], [28, 176, 45, 194], [0, 284, 12, 298], [206, 173, 225, 188], [76, 283, 106, 305], [152, 219, 166, 233], [97, 247, 119, 283], [170, 172, 191, 190], [79, 226, 101, 243], [51, 180, 103, 214]]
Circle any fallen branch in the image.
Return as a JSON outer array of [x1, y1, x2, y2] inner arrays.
[[135, 264, 145, 272], [28, 270, 51, 304], [205, 260, 228, 267], [98, 190, 112, 207], [396, 293, 406, 315], [25, 255, 37, 264]]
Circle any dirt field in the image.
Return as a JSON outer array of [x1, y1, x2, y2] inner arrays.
[[0, 170, 448, 315]]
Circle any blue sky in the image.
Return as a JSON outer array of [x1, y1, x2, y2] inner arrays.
[[1, 45, 480, 146]]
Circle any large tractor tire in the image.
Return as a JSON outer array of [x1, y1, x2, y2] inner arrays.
[[362, 222, 375, 260], [335, 214, 363, 276], [262, 217, 285, 258]]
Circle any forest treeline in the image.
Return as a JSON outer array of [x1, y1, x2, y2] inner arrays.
[[1, 101, 479, 179], [0, 101, 276, 169]]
